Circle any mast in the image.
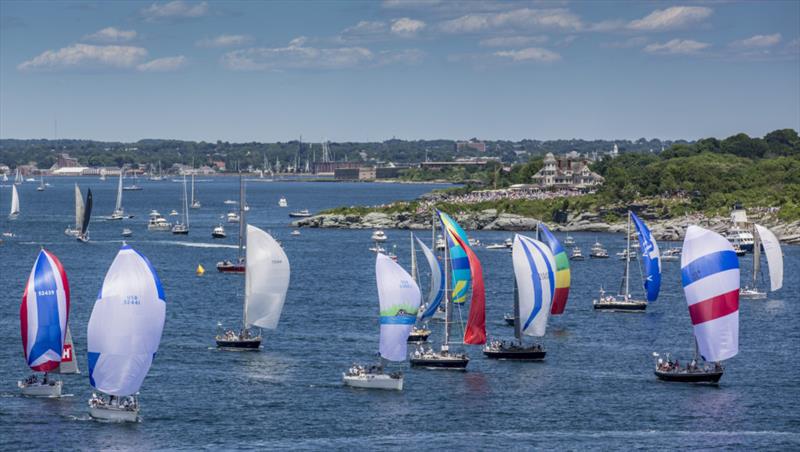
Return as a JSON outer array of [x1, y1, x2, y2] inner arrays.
[[513, 274, 521, 345], [240, 173, 247, 330], [625, 211, 631, 300], [443, 220, 451, 349], [182, 175, 189, 228], [191, 174, 195, 205], [410, 232, 418, 285]]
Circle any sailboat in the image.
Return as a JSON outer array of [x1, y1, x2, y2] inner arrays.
[[190, 174, 201, 209], [2, 172, 7, 182], [87, 244, 166, 422], [407, 233, 443, 343], [409, 210, 485, 370], [740, 224, 783, 299], [171, 176, 190, 234], [217, 175, 246, 273], [17, 250, 74, 397], [109, 171, 127, 220], [65, 184, 85, 237], [654, 225, 738, 384], [149, 161, 163, 181], [122, 171, 142, 191], [37, 175, 45, 192], [77, 189, 93, 243], [216, 225, 290, 349], [343, 253, 421, 390], [485, 234, 553, 360], [9, 184, 20, 219], [14, 168, 22, 185], [593, 212, 660, 312]]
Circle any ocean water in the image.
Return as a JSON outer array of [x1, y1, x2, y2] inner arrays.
[[0, 178, 798, 450]]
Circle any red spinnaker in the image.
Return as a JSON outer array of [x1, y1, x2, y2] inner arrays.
[[452, 234, 485, 345]]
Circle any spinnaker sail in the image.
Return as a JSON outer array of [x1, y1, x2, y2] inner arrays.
[[21, 250, 70, 372], [754, 224, 783, 292], [537, 223, 570, 314], [631, 212, 661, 302], [681, 225, 739, 362], [513, 235, 555, 337], [415, 236, 444, 320], [87, 245, 166, 396], [437, 211, 471, 304], [449, 232, 485, 345], [377, 253, 421, 361], [245, 225, 290, 330]]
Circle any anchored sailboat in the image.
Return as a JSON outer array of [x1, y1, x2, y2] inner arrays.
[[593, 212, 660, 312], [740, 224, 783, 299], [9, 184, 20, 219], [654, 225, 738, 384], [171, 176, 190, 234], [109, 171, 126, 220], [485, 234, 553, 360], [190, 174, 201, 209], [217, 175, 246, 273], [343, 253, 421, 390], [18, 249, 73, 397], [77, 189, 93, 243], [410, 210, 484, 370], [87, 244, 166, 422], [216, 225, 290, 349]]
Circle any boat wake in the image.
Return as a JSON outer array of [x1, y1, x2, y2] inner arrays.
[[160, 241, 238, 249]]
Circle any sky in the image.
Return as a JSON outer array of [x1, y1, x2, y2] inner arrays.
[[0, 0, 798, 143]]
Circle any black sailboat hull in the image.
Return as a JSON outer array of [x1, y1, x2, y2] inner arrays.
[[215, 338, 261, 349], [410, 356, 469, 370], [593, 302, 647, 312], [654, 369, 723, 383], [407, 332, 430, 343], [484, 347, 546, 361]]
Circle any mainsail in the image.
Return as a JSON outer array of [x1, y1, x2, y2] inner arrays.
[[10, 185, 20, 216], [437, 211, 471, 304], [377, 253, 422, 361], [631, 212, 661, 302], [244, 225, 290, 330], [87, 245, 166, 396], [21, 250, 70, 372], [80, 189, 93, 237], [56, 327, 80, 374], [537, 223, 570, 315], [115, 171, 123, 211], [681, 225, 739, 362], [513, 235, 555, 337], [415, 236, 444, 320], [74, 184, 85, 230], [754, 224, 783, 292]]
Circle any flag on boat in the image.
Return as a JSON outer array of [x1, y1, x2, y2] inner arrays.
[[87, 245, 166, 396], [631, 212, 661, 302], [376, 253, 422, 361], [681, 225, 739, 362], [437, 210, 471, 304], [754, 224, 783, 292], [21, 249, 70, 372], [537, 223, 570, 315], [415, 236, 444, 321], [513, 235, 556, 337]]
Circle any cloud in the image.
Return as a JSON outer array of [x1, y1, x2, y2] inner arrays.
[[440, 8, 582, 33], [197, 34, 252, 48], [83, 27, 137, 43], [18, 44, 148, 71], [391, 17, 426, 36], [628, 6, 712, 31], [221, 39, 374, 70], [644, 39, 710, 55], [494, 47, 561, 62], [141, 1, 208, 21], [341, 20, 388, 40], [479, 35, 548, 47], [376, 48, 426, 65], [137, 55, 187, 72], [730, 33, 781, 49]]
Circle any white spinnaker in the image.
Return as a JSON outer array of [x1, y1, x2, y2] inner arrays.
[[512, 235, 555, 337], [415, 237, 442, 308], [377, 253, 421, 362], [755, 224, 783, 292], [10, 185, 20, 215], [75, 184, 84, 230], [87, 246, 165, 396], [245, 225, 290, 329]]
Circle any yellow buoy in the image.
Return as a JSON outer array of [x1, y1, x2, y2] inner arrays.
[[196, 264, 205, 276]]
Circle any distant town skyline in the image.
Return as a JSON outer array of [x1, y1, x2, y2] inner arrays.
[[1, 1, 798, 143]]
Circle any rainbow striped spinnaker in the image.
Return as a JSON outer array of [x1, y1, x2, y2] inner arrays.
[[537, 223, 570, 315]]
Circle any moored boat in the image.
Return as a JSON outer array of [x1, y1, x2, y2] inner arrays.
[[739, 224, 783, 300]]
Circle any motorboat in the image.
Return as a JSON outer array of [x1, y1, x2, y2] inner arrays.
[[407, 326, 431, 343], [291, 230, 301, 236], [121, 228, 133, 238], [147, 214, 172, 231], [661, 247, 681, 261], [589, 240, 609, 258], [169, 210, 179, 216], [570, 246, 584, 260], [486, 243, 507, 250], [212, 225, 226, 239], [563, 235, 575, 246], [278, 197, 288, 208], [226, 212, 240, 223], [288, 209, 312, 218], [371, 230, 388, 242]]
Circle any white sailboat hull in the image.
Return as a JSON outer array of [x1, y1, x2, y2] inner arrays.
[[89, 405, 140, 422], [342, 373, 403, 390], [18, 380, 63, 397], [740, 288, 767, 299]]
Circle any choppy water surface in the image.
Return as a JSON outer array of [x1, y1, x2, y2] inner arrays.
[[0, 178, 798, 450]]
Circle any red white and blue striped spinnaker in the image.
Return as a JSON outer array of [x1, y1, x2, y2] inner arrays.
[[20, 250, 70, 372], [681, 226, 739, 363]]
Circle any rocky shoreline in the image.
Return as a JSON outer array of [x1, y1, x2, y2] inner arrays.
[[292, 208, 800, 244]]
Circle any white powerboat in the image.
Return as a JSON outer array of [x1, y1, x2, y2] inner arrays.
[[226, 212, 240, 223], [212, 225, 226, 239], [278, 197, 288, 208], [371, 230, 388, 242]]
